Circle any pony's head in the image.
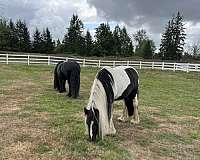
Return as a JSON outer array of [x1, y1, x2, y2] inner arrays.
[[84, 107, 99, 142]]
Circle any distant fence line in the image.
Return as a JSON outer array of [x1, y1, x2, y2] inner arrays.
[[0, 53, 200, 72]]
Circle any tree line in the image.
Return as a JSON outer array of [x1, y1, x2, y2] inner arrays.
[[1, 12, 199, 61], [0, 18, 55, 53]]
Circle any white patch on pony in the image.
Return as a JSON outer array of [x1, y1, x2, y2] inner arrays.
[[103, 66, 131, 99], [90, 121, 94, 138]]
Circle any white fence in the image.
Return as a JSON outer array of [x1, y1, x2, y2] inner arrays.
[[0, 53, 200, 72]]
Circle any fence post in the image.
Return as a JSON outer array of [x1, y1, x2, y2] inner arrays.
[[48, 56, 50, 65], [173, 63, 176, 72], [195, 64, 198, 71], [66, 57, 68, 61], [162, 62, 164, 70], [6, 54, 8, 64], [139, 61, 142, 69], [98, 60, 101, 68], [127, 61, 129, 66], [113, 61, 115, 67], [152, 62, 154, 69], [83, 59, 86, 67], [187, 63, 189, 73], [27, 55, 30, 65]]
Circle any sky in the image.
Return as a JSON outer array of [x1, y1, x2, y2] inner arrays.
[[1, 0, 200, 49]]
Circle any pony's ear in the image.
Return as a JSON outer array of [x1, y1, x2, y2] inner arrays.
[[84, 107, 89, 115]]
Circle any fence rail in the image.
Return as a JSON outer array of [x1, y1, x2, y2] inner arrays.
[[0, 53, 200, 72]]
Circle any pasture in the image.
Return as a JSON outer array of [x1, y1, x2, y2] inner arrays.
[[0, 64, 199, 160]]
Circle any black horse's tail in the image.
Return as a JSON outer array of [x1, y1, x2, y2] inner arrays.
[[54, 61, 64, 90], [70, 67, 80, 98]]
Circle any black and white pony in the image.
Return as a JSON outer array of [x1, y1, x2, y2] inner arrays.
[[84, 66, 139, 142], [54, 61, 80, 98]]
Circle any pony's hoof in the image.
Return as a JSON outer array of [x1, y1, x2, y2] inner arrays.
[[68, 94, 72, 97], [117, 117, 127, 122], [130, 119, 140, 124]]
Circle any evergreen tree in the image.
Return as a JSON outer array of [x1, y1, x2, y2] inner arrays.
[[32, 28, 42, 53], [140, 39, 155, 59], [173, 12, 186, 60], [54, 39, 64, 53], [15, 19, 31, 52], [57, 39, 61, 46], [0, 18, 9, 50], [160, 20, 173, 59], [113, 25, 121, 56], [133, 29, 148, 56], [120, 26, 133, 56], [63, 14, 85, 55], [85, 30, 93, 55], [40, 28, 54, 53], [94, 23, 114, 56], [41, 29, 47, 53], [160, 12, 186, 60], [8, 19, 18, 51], [45, 27, 54, 53]]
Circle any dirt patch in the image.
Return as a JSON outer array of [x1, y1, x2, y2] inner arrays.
[[0, 79, 58, 159], [0, 80, 40, 114]]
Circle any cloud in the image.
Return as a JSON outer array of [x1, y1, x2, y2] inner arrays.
[[87, 0, 200, 48], [0, 0, 99, 40], [1, 0, 200, 49]]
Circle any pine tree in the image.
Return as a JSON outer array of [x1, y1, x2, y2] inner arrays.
[[55, 39, 64, 53], [141, 40, 155, 59], [63, 14, 85, 55], [94, 23, 114, 56], [113, 25, 121, 56], [15, 19, 31, 52], [160, 20, 173, 59], [45, 27, 54, 53], [32, 28, 42, 53], [57, 39, 61, 46], [160, 12, 186, 60], [173, 12, 186, 60], [0, 18, 9, 50], [85, 30, 93, 55], [133, 29, 148, 56], [120, 27, 133, 56], [8, 19, 18, 51]]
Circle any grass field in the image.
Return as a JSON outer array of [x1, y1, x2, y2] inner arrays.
[[0, 64, 200, 160]]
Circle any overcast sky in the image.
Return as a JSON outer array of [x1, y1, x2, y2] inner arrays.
[[1, 0, 200, 49]]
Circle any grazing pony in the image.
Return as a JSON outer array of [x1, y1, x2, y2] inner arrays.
[[84, 66, 139, 141], [54, 61, 80, 98]]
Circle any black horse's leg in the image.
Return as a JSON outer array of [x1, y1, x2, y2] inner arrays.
[[63, 80, 66, 92], [54, 73, 58, 90], [67, 80, 72, 97], [124, 98, 134, 117], [59, 79, 65, 93]]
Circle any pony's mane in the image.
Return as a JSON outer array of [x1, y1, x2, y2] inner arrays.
[[96, 68, 114, 122]]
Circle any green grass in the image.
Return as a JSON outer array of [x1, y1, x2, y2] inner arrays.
[[0, 64, 199, 160]]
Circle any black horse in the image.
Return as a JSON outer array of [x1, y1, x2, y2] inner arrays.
[[54, 61, 80, 98]]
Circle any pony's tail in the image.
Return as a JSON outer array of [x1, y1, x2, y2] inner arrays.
[[54, 61, 64, 90], [54, 71, 59, 90], [70, 69, 80, 98]]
